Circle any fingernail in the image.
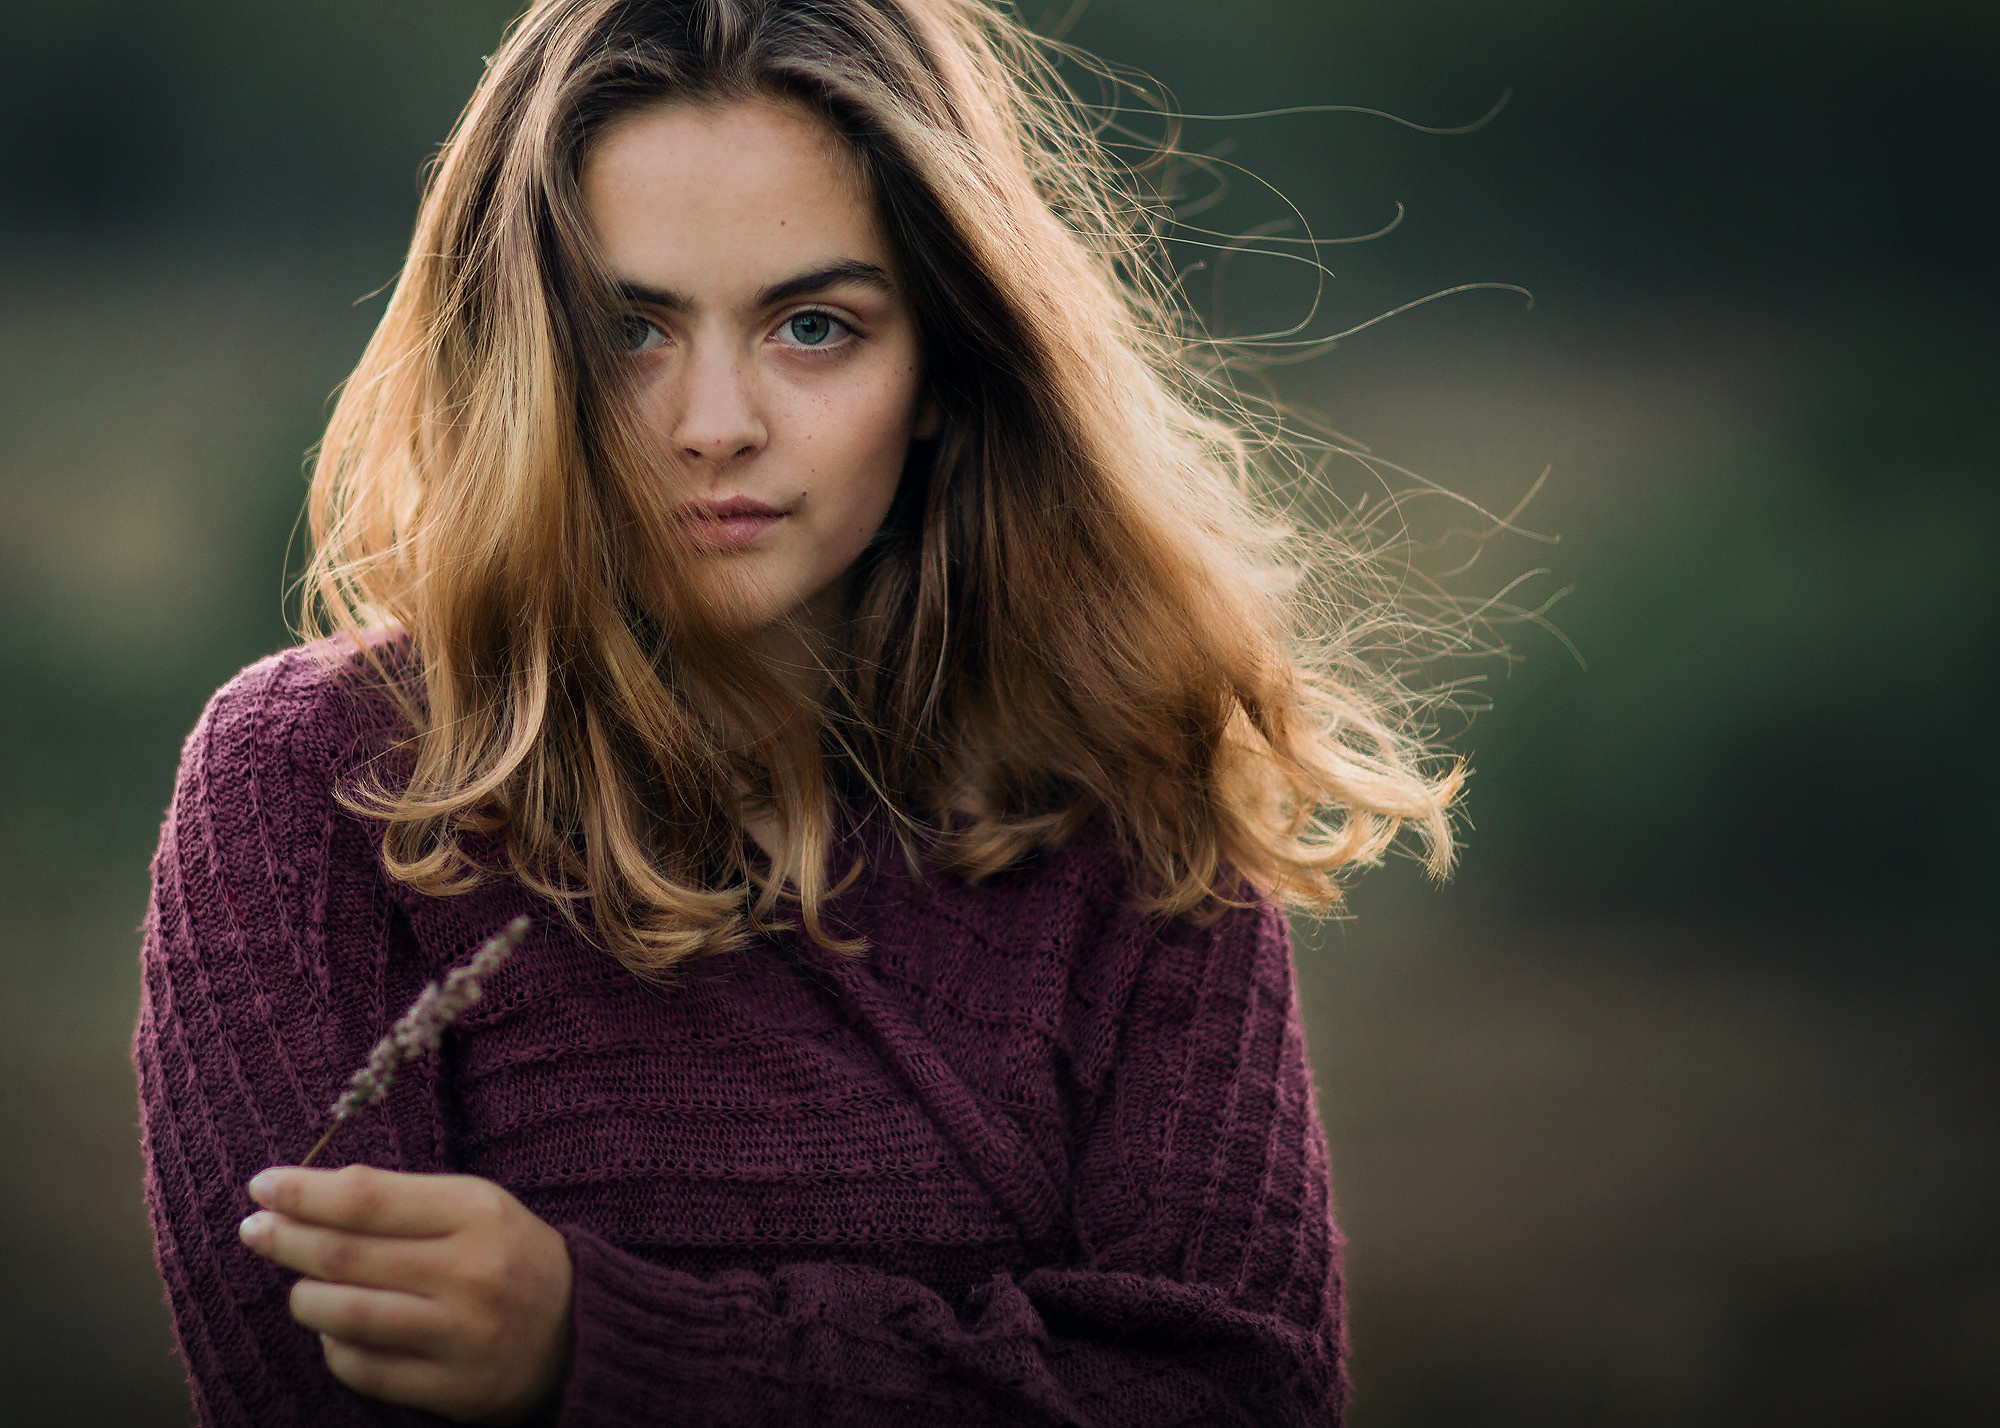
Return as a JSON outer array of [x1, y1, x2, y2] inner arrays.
[[238, 1211, 272, 1244], [248, 1169, 282, 1202]]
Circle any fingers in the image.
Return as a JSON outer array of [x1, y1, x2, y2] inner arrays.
[[237, 1167, 572, 1424], [301, 1284, 534, 1423], [290, 1279, 454, 1359], [318, 1333, 441, 1406], [240, 1208, 456, 1290], [248, 1164, 498, 1237]]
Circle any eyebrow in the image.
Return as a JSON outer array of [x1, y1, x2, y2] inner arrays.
[[613, 259, 896, 312]]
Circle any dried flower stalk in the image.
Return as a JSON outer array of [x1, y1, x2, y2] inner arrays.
[[299, 916, 531, 1167]]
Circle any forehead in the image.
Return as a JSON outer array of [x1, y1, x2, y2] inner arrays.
[[580, 96, 888, 296]]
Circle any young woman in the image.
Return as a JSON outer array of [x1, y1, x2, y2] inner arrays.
[[133, 1, 1459, 1423]]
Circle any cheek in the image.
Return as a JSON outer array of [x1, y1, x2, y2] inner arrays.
[[627, 370, 681, 454], [797, 365, 921, 537]]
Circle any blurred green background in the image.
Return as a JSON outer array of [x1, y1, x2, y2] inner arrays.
[[1, 1, 1993, 1423]]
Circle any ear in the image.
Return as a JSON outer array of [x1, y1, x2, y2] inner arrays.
[[914, 393, 944, 441]]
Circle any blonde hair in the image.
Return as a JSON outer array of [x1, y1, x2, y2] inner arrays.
[[303, 0, 1463, 982]]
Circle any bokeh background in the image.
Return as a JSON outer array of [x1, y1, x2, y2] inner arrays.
[[2, 1, 1994, 1423]]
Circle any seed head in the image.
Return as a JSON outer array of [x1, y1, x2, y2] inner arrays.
[[299, 915, 530, 1165]]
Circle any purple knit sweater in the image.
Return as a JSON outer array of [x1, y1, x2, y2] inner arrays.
[[132, 642, 1347, 1426]]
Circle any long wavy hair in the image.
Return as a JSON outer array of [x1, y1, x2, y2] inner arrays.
[[302, 0, 1464, 981]]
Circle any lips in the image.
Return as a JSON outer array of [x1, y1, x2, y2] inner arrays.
[[675, 495, 790, 550], [683, 496, 786, 520]]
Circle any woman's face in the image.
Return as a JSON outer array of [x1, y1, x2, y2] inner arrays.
[[581, 96, 934, 638]]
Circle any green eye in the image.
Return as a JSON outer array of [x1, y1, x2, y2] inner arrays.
[[617, 313, 661, 351], [783, 311, 838, 346]]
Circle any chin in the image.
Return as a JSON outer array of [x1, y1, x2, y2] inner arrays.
[[697, 566, 812, 636]]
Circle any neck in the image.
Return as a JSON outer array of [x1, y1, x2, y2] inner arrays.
[[752, 576, 849, 705], [733, 611, 836, 868]]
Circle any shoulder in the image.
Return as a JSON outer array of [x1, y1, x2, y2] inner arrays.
[[177, 632, 414, 806], [189, 629, 413, 750], [140, 634, 457, 1174], [887, 810, 1290, 982], [162, 632, 416, 889], [1035, 816, 1296, 1032], [872, 811, 1293, 1098], [939, 812, 1287, 963]]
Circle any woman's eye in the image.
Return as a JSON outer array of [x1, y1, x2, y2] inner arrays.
[[617, 313, 664, 352], [778, 311, 848, 348]]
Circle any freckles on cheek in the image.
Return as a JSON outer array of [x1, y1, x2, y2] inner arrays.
[[859, 376, 922, 464], [786, 359, 924, 540]]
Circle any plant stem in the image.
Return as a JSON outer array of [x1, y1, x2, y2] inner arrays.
[[299, 1123, 339, 1168]]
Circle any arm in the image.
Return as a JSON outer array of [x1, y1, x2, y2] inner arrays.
[[131, 652, 455, 1427], [544, 897, 1344, 1428]]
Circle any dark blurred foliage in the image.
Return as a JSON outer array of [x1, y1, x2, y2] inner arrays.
[[1065, 0, 2000, 929], [5, 0, 1994, 927], [0, 1, 1994, 1423], [0, 3, 502, 246], [10, 1, 1995, 296]]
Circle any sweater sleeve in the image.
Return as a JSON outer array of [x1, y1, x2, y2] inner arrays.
[[131, 651, 455, 1428], [546, 896, 1345, 1428]]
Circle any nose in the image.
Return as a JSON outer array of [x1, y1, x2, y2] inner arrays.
[[670, 342, 767, 468]]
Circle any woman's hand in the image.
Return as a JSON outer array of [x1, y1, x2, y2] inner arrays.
[[239, 1164, 574, 1425]]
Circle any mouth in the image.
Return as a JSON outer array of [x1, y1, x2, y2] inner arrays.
[[675, 495, 791, 550], [686, 495, 787, 520]]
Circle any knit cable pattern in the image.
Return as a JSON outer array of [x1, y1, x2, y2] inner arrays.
[[132, 643, 1348, 1426]]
